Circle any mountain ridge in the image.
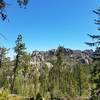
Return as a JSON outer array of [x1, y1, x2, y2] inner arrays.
[[31, 48, 93, 64]]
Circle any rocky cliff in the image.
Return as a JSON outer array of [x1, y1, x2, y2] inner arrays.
[[31, 48, 93, 65]]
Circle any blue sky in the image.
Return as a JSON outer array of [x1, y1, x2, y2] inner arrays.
[[0, 0, 100, 57]]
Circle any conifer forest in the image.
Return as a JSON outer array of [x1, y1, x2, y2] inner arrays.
[[0, 0, 100, 100]]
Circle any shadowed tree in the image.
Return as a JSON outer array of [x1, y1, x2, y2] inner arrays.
[[86, 8, 100, 99]]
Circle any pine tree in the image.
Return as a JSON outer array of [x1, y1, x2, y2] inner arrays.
[[56, 46, 65, 91], [17, 52, 32, 95], [10, 34, 26, 93], [74, 64, 82, 96], [39, 64, 49, 97], [86, 8, 100, 99], [0, 47, 11, 88], [0, 47, 6, 68]]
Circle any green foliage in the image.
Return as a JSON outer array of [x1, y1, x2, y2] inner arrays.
[[0, 35, 91, 99], [11, 34, 26, 93], [14, 34, 26, 55], [86, 7, 100, 99], [0, 88, 9, 100]]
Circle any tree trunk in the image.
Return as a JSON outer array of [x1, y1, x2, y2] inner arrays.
[[11, 54, 19, 94]]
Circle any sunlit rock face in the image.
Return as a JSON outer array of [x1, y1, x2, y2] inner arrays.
[[32, 51, 45, 62], [31, 51, 53, 70], [31, 48, 93, 65]]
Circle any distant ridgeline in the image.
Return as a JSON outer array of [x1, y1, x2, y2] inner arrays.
[[31, 48, 94, 65]]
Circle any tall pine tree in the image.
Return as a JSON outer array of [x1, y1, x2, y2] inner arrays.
[[10, 34, 26, 93], [86, 8, 100, 99]]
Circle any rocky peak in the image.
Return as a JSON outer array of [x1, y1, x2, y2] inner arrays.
[[32, 51, 45, 62], [31, 48, 93, 64]]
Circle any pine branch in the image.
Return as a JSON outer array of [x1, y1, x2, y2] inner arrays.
[[93, 10, 100, 15], [88, 34, 100, 40], [95, 19, 100, 24], [85, 42, 95, 46]]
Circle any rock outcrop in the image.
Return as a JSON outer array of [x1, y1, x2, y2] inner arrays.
[[31, 48, 93, 65]]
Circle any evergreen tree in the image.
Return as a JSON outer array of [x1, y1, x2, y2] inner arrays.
[[39, 64, 49, 97], [86, 8, 100, 99], [56, 46, 65, 91], [0, 47, 11, 88], [48, 46, 65, 98], [0, 47, 7, 68], [10, 34, 26, 93], [74, 64, 82, 96], [15, 52, 32, 96]]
